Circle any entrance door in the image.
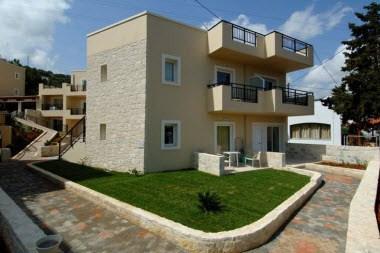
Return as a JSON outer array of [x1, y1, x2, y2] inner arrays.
[[252, 124, 282, 152], [216, 124, 233, 153]]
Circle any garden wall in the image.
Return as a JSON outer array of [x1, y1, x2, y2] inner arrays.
[[261, 152, 286, 168], [286, 143, 380, 164], [193, 152, 224, 176], [345, 160, 380, 253]]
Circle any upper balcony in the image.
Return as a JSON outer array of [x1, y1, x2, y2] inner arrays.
[[39, 83, 86, 96], [207, 83, 314, 116], [208, 21, 313, 72]]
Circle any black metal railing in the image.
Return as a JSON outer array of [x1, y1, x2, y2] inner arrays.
[[70, 84, 87, 92], [281, 87, 312, 106], [43, 84, 62, 89], [208, 83, 258, 103], [58, 116, 85, 159], [281, 34, 309, 56], [41, 103, 63, 110], [232, 24, 258, 47], [70, 108, 86, 115]]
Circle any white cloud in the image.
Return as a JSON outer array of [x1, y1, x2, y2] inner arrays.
[[203, 17, 220, 29], [0, 0, 71, 70], [279, 3, 352, 40], [297, 44, 348, 98], [231, 15, 269, 34]]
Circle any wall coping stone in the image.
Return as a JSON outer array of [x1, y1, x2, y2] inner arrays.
[[345, 160, 380, 253], [28, 162, 322, 253], [300, 163, 364, 179], [0, 187, 46, 253]]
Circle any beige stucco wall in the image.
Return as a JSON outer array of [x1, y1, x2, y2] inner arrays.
[[85, 15, 147, 172], [71, 70, 87, 85], [0, 60, 25, 96]]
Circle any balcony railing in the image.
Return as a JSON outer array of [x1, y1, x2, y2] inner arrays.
[[232, 24, 258, 47], [70, 108, 86, 115], [41, 103, 63, 110], [70, 84, 87, 92], [43, 84, 62, 89], [281, 87, 312, 106], [208, 83, 258, 103], [281, 34, 309, 56]]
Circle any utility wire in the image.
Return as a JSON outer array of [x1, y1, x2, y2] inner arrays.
[[314, 50, 340, 86], [193, 0, 221, 21]]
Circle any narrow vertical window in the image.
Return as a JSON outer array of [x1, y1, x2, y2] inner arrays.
[[162, 54, 181, 85], [100, 124, 106, 140], [161, 120, 181, 149], [100, 65, 107, 82]]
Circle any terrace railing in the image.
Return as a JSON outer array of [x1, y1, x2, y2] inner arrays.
[[70, 84, 87, 92], [281, 87, 312, 106], [208, 83, 258, 103], [43, 83, 63, 89], [70, 108, 86, 115], [58, 116, 85, 159], [232, 24, 258, 47], [281, 34, 309, 56], [41, 103, 63, 110]]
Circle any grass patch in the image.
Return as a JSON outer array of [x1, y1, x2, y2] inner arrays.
[[38, 160, 309, 232]]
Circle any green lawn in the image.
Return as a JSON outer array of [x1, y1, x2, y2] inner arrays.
[[38, 160, 309, 232]]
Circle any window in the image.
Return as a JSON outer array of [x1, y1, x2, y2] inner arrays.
[[82, 80, 87, 86], [290, 123, 331, 140], [100, 124, 106, 140], [215, 66, 235, 84], [162, 54, 181, 85], [161, 120, 181, 149], [15, 72, 20, 79], [100, 65, 107, 82], [248, 75, 277, 90]]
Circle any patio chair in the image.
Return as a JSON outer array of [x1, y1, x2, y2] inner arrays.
[[244, 152, 261, 167]]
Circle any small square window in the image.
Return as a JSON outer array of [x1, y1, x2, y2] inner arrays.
[[100, 124, 106, 140], [161, 120, 181, 149], [162, 54, 181, 85], [100, 65, 107, 82], [15, 72, 20, 79]]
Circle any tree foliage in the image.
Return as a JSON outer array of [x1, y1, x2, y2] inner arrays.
[[7, 59, 70, 95], [329, 2, 380, 132]]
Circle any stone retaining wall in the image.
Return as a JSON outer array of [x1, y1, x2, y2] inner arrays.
[[261, 152, 286, 168], [193, 152, 224, 176], [0, 187, 46, 253], [345, 160, 380, 253], [28, 162, 322, 253], [286, 143, 380, 164]]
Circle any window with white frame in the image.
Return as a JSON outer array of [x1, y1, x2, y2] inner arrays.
[[161, 120, 181, 149], [162, 54, 181, 85], [215, 66, 235, 84]]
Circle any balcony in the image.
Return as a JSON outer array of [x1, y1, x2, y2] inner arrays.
[[207, 21, 313, 72], [207, 83, 314, 116], [41, 103, 63, 110], [69, 108, 86, 115]]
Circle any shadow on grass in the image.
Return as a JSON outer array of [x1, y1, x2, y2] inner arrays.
[[37, 160, 112, 182]]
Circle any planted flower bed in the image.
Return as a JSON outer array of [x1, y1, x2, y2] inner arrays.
[[317, 161, 366, 170]]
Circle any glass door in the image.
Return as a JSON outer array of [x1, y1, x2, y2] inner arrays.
[[216, 126, 231, 153], [267, 126, 280, 152]]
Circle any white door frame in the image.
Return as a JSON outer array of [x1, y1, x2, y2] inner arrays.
[[214, 121, 236, 153], [252, 122, 285, 152]]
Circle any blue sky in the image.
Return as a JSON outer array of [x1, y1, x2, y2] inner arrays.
[[0, 0, 375, 98]]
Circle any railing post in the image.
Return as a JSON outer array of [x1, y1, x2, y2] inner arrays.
[[83, 117, 86, 142], [294, 90, 297, 104]]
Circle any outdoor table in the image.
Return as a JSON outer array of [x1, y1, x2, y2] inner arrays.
[[223, 151, 240, 167]]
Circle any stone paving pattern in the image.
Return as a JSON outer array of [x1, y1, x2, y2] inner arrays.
[[249, 173, 360, 253], [0, 161, 183, 253], [0, 161, 359, 253]]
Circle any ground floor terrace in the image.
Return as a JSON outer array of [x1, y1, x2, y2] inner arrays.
[[0, 160, 359, 253]]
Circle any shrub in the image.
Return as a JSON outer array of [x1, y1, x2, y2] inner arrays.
[[197, 191, 224, 213]]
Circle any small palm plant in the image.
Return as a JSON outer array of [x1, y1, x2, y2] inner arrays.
[[197, 191, 224, 213]]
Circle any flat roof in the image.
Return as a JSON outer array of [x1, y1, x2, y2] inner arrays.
[[87, 11, 206, 37]]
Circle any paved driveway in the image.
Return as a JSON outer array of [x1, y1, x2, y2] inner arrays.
[[0, 161, 183, 253], [249, 173, 360, 253]]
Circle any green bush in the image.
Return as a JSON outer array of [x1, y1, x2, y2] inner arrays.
[[197, 191, 224, 213]]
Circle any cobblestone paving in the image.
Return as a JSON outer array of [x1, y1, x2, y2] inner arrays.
[[0, 161, 184, 253], [249, 173, 360, 253]]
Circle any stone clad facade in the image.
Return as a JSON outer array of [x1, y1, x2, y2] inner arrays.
[[86, 39, 147, 172]]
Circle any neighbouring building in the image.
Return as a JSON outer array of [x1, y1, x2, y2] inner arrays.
[[288, 100, 341, 145], [85, 11, 315, 173], [26, 70, 87, 132], [0, 59, 36, 113]]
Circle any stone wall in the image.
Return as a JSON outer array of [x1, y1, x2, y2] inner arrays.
[[346, 160, 380, 253], [86, 39, 147, 172], [194, 152, 224, 176], [286, 143, 379, 164], [261, 152, 286, 168]]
